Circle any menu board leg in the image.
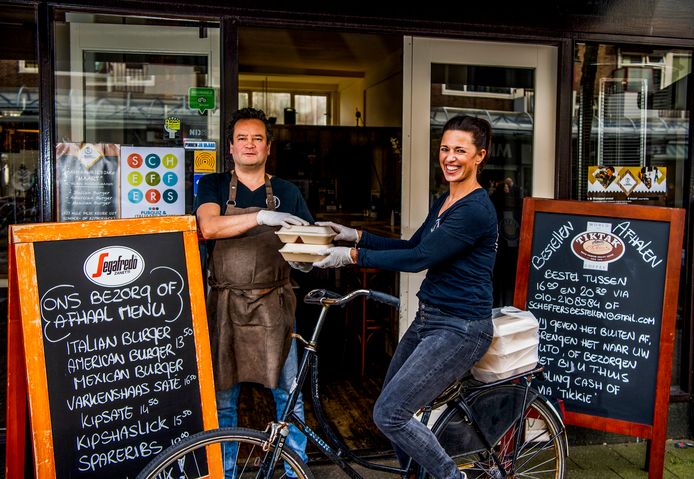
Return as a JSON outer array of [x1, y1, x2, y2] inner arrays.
[[6, 244, 28, 478], [647, 437, 665, 479]]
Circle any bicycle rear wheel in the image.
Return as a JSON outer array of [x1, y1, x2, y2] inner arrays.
[[136, 427, 313, 479], [433, 397, 567, 479]]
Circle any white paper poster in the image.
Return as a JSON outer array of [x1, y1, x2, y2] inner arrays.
[[120, 146, 185, 218]]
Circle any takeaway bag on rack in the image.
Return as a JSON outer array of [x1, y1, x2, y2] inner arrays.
[[471, 306, 539, 383]]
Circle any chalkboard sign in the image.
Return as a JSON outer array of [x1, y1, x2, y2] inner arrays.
[[6, 216, 220, 479], [514, 198, 684, 479]]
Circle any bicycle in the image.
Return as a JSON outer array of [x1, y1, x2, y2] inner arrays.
[[137, 288, 568, 479]]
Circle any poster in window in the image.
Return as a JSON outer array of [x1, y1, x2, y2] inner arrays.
[[120, 146, 185, 218], [57, 143, 120, 222], [587, 165, 667, 204]]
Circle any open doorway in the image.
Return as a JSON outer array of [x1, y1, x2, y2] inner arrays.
[[235, 26, 404, 455]]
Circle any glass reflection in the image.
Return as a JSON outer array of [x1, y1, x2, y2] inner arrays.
[[430, 63, 535, 306]]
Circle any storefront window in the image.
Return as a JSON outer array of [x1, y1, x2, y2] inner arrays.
[[572, 43, 690, 207], [0, 6, 38, 434], [0, 6, 39, 278], [53, 12, 220, 221], [572, 43, 692, 392]]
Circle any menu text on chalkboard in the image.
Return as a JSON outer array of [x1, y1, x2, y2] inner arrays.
[[525, 213, 667, 424], [36, 233, 204, 477]]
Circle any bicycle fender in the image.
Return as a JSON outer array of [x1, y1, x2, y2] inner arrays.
[[430, 384, 539, 455]]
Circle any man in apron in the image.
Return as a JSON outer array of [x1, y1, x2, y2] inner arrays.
[[195, 107, 312, 477]]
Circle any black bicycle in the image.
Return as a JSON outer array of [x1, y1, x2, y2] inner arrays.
[[137, 288, 568, 479]]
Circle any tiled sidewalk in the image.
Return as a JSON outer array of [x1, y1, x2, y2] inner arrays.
[[307, 439, 694, 479]]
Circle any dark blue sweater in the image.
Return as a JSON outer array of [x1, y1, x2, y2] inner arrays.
[[358, 188, 497, 319]]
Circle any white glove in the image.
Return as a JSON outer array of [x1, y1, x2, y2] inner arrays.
[[257, 210, 309, 227], [313, 246, 355, 269], [288, 261, 313, 273], [315, 221, 359, 243]]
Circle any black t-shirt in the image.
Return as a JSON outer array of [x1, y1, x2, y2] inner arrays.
[[195, 172, 312, 219], [194, 171, 313, 252]]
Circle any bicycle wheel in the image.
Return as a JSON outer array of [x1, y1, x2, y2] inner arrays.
[[136, 427, 314, 479], [432, 397, 567, 479]]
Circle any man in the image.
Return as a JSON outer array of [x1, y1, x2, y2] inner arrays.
[[195, 107, 311, 476]]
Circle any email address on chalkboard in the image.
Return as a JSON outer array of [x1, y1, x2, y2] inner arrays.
[[527, 302, 656, 324]]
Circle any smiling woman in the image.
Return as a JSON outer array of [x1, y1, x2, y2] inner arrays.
[[311, 115, 498, 479]]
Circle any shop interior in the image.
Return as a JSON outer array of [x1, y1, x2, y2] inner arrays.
[[235, 26, 404, 455]]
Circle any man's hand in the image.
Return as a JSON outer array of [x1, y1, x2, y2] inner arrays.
[[313, 247, 355, 268], [288, 261, 313, 273], [257, 210, 309, 227], [315, 221, 359, 242]]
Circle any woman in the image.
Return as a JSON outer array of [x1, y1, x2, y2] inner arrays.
[[313, 115, 498, 479]]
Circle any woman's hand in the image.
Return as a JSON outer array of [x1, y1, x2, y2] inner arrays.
[[312, 247, 355, 268], [315, 221, 360, 243]]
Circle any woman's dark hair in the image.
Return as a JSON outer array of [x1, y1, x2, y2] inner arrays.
[[227, 107, 273, 144], [442, 115, 492, 173]]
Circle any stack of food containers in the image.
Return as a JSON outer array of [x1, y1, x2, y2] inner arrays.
[[471, 306, 539, 383], [276, 225, 337, 263]]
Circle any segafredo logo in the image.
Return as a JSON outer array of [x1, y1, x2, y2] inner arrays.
[[571, 231, 625, 264], [83, 246, 145, 287]]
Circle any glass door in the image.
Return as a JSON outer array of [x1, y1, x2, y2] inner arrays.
[[401, 37, 557, 325]]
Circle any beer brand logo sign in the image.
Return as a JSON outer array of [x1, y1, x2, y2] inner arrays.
[[83, 246, 145, 287], [571, 231, 625, 264]]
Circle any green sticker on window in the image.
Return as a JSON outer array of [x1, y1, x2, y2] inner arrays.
[[188, 87, 216, 114]]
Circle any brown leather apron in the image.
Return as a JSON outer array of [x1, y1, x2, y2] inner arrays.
[[207, 171, 295, 390]]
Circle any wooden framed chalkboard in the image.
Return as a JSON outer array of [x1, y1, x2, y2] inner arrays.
[[514, 198, 685, 479], [6, 216, 221, 479]]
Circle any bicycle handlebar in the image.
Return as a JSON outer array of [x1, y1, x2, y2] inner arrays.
[[368, 290, 400, 308], [304, 288, 400, 309]]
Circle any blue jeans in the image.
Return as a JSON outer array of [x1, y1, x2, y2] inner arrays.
[[373, 303, 493, 479], [217, 339, 308, 478]]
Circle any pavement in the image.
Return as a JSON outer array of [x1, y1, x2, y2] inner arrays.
[[306, 439, 694, 478]]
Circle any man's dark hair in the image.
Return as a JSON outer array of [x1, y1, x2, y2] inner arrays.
[[442, 115, 493, 173], [227, 107, 273, 144]]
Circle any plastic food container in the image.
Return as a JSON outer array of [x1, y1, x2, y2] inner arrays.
[[275, 225, 336, 245], [471, 306, 539, 383], [278, 243, 332, 263]]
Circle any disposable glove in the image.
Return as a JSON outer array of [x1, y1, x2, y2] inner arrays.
[[288, 261, 313, 273], [257, 210, 309, 227], [313, 246, 355, 269], [315, 221, 359, 243]]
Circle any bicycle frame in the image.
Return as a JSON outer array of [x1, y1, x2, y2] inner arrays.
[[256, 290, 565, 479], [260, 294, 409, 479]]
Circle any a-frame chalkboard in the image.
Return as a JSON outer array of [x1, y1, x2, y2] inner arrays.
[[6, 216, 221, 479], [514, 198, 685, 479]]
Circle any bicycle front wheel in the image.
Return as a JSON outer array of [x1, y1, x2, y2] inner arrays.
[[136, 427, 313, 479], [433, 397, 567, 479]]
